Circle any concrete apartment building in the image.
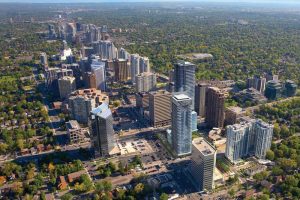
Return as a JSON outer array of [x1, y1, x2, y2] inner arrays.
[[195, 83, 209, 117], [136, 72, 157, 93], [205, 87, 225, 128], [58, 76, 76, 99], [68, 88, 109, 124], [113, 59, 130, 82], [66, 120, 87, 144], [190, 137, 216, 192]]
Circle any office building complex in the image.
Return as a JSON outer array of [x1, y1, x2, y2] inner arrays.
[[90, 103, 115, 157], [58, 76, 76, 99], [45, 67, 73, 88], [171, 93, 193, 157], [136, 72, 156, 93], [247, 75, 266, 93], [68, 89, 109, 124], [66, 120, 86, 144], [265, 81, 282, 100], [174, 61, 196, 108], [91, 60, 106, 91], [205, 87, 225, 128], [265, 73, 279, 82], [113, 59, 130, 82], [225, 118, 273, 163], [285, 80, 297, 97], [190, 138, 216, 191], [130, 54, 140, 83], [136, 92, 149, 116], [149, 90, 172, 127], [195, 83, 209, 117]]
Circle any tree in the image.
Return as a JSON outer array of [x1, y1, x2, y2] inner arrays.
[[61, 193, 73, 200], [228, 188, 235, 198], [160, 193, 168, 200], [134, 183, 144, 195], [266, 150, 275, 160], [116, 189, 126, 200]]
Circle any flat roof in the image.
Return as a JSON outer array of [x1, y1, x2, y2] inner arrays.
[[192, 137, 216, 156], [173, 94, 190, 100]]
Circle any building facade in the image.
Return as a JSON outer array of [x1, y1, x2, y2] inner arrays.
[[171, 93, 193, 157], [90, 103, 115, 157], [225, 118, 273, 163], [247, 75, 266, 93], [136, 72, 157, 93], [66, 120, 86, 144], [58, 76, 76, 99], [68, 89, 109, 124], [205, 87, 225, 128], [174, 61, 196, 108], [195, 83, 209, 117], [91, 60, 106, 91], [113, 59, 130, 82], [190, 137, 216, 191], [149, 90, 172, 127]]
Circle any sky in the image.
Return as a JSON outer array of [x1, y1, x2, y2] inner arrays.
[[0, 0, 299, 3]]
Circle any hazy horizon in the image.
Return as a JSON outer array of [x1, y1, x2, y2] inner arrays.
[[0, 0, 299, 4]]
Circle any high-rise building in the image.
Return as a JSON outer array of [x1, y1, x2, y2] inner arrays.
[[174, 61, 196, 108], [171, 93, 193, 157], [40, 52, 48, 70], [66, 120, 86, 144], [265, 73, 279, 82], [225, 119, 256, 164], [195, 83, 209, 117], [83, 72, 97, 88], [130, 54, 140, 83], [136, 72, 157, 93], [118, 48, 130, 60], [113, 59, 130, 82], [149, 90, 172, 127], [169, 69, 174, 83], [136, 92, 150, 115], [68, 89, 109, 124], [265, 81, 282, 100], [224, 106, 246, 126], [190, 137, 216, 191], [58, 76, 76, 99], [285, 80, 297, 97], [225, 118, 273, 163], [205, 87, 225, 128], [191, 111, 198, 132], [92, 40, 118, 60], [254, 120, 274, 159], [90, 103, 115, 157], [247, 75, 266, 93], [91, 60, 106, 91], [48, 24, 57, 39], [139, 57, 150, 73]]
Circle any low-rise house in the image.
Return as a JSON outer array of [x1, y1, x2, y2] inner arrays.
[[58, 176, 68, 190], [67, 170, 86, 183]]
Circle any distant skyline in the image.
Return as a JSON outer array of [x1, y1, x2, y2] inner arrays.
[[0, 0, 299, 4]]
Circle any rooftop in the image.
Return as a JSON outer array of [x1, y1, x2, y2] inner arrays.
[[192, 137, 216, 156], [66, 120, 81, 130], [173, 93, 191, 100]]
